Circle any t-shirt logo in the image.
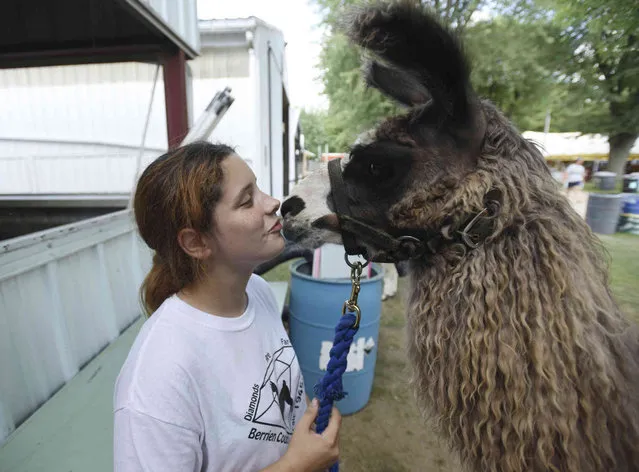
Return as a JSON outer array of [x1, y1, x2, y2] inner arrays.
[[243, 340, 304, 437], [269, 379, 294, 426]]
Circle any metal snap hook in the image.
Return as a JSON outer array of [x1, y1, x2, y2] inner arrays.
[[342, 302, 361, 329], [344, 253, 370, 269]]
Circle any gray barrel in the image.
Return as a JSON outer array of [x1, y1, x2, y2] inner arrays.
[[585, 193, 624, 234], [593, 171, 617, 190]]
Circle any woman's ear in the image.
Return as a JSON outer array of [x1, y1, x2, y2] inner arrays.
[[177, 228, 214, 260]]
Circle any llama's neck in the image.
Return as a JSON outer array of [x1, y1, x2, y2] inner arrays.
[[407, 209, 620, 335], [404, 211, 639, 472]]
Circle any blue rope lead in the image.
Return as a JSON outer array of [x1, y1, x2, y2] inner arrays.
[[314, 311, 359, 472]]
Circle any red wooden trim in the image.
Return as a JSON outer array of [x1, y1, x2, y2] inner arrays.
[[163, 50, 189, 150]]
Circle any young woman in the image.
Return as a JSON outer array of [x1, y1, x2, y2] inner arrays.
[[114, 142, 341, 472]]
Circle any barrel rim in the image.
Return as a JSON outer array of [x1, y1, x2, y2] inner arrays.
[[587, 193, 625, 199], [289, 259, 385, 284]]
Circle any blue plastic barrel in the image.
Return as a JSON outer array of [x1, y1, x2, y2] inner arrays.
[[622, 194, 639, 215], [618, 194, 639, 235], [288, 260, 383, 415]]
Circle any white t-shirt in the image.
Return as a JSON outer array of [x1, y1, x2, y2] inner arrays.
[[565, 163, 586, 183], [113, 275, 307, 472]]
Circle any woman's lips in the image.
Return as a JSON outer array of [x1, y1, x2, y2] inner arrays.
[[269, 221, 283, 233]]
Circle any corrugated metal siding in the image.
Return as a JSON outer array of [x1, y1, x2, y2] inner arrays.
[[0, 62, 160, 87], [0, 71, 256, 195], [0, 24, 295, 198], [0, 51, 265, 194], [0, 211, 152, 444], [0, 60, 167, 195], [137, 0, 200, 54], [0, 268, 73, 428], [190, 48, 250, 79], [0, 140, 164, 194], [0, 68, 168, 149]]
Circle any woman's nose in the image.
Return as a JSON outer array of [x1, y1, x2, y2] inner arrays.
[[267, 196, 280, 215]]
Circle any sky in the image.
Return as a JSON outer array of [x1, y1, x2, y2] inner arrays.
[[196, 0, 328, 111]]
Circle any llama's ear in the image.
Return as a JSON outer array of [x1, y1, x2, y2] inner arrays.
[[364, 60, 429, 107], [348, 3, 484, 150]]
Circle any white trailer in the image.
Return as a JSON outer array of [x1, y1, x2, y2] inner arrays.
[[0, 18, 300, 203]]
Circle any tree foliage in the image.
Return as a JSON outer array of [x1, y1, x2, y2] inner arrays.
[[542, 0, 639, 174], [305, 0, 638, 168], [298, 109, 329, 157], [319, 32, 399, 151], [312, 0, 490, 150], [467, 17, 572, 132]]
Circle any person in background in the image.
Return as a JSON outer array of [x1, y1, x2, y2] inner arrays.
[[564, 157, 586, 191], [563, 157, 589, 219]]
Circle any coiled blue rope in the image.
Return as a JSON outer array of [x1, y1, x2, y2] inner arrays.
[[313, 311, 359, 472]]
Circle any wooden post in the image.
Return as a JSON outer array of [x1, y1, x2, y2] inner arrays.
[[163, 50, 189, 150]]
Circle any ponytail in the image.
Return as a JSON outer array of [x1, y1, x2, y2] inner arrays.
[[133, 142, 233, 316], [141, 253, 181, 316]]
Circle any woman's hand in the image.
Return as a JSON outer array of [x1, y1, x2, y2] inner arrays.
[[281, 398, 341, 472]]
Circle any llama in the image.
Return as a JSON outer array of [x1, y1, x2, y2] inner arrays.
[[280, 3, 639, 471]]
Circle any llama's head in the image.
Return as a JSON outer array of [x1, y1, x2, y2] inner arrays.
[[281, 2, 542, 261]]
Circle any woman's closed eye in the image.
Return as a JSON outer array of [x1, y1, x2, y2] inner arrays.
[[235, 180, 258, 208], [241, 195, 253, 207]]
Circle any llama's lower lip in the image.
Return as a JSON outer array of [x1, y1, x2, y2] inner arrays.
[[282, 225, 308, 242], [311, 213, 341, 232]]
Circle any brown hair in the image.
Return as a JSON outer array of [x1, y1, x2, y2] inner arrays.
[[133, 141, 235, 315]]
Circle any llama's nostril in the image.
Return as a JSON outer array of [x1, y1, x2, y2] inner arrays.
[[280, 196, 306, 218]]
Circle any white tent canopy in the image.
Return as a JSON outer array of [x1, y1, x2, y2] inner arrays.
[[523, 131, 639, 161]]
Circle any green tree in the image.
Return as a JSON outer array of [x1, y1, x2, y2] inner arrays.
[[467, 17, 575, 132], [543, 0, 639, 176], [314, 0, 639, 171], [319, 32, 399, 150], [315, 0, 397, 151], [314, 0, 577, 149], [299, 108, 329, 156], [314, 0, 489, 150]]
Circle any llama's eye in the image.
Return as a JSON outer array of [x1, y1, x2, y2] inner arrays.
[[369, 162, 382, 177], [368, 162, 392, 180]]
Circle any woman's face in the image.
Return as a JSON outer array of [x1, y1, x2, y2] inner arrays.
[[211, 154, 284, 269]]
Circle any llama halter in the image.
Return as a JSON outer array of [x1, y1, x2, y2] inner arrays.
[[327, 158, 501, 263]]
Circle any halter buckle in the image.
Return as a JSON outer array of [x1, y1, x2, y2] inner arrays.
[[458, 208, 488, 249], [342, 259, 364, 329]]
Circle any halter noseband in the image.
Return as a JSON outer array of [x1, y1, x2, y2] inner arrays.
[[327, 158, 500, 263]]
